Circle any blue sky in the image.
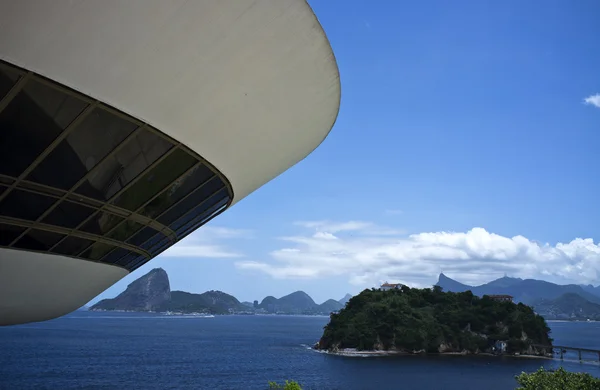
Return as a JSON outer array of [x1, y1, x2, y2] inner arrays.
[[92, 0, 600, 305]]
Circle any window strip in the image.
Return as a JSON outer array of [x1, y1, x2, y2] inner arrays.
[[0, 216, 150, 258], [0, 102, 98, 204]]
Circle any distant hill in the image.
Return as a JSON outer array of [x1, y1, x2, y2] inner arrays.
[[90, 268, 341, 315], [436, 273, 600, 306], [258, 291, 342, 315], [91, 269, 244, 314], [338, 294, 353, 306], [91, 268, 170, 311], [533, 293, 600, 320], [436, 273, 471, 292], [165, 290, 246, 314]]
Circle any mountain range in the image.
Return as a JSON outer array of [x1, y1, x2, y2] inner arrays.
[[436, 273, 600, 320], [91, 268, 351, 315]]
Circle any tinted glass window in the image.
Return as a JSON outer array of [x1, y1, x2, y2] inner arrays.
[[13, 229, 64, 251], [42, 200, 96, 229], [141, 232, 170, 254], [172, 191, 228, 235], [127, 226, 159, 247], [158, 177, 225, 226], [27, 108, 137, 190], [79, 212, 124, 236], [75, 128, 173, 200], [102, 247, 129, 264], [112, 149, 197, 211], [0, 223, 26, 245], [0, 190, 56, 221], [107, 220, 143, 242], [80, 242, 114, 261], [0, 67, 20, 99], [50, 236, 94, 256], [139, 164, 214, 219], [119, 252, 145, 269], [0, 80, 88, 177]]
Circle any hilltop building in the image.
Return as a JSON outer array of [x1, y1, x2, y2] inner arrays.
[[488, 295, 513, 303], [380, 282, 406, 291]]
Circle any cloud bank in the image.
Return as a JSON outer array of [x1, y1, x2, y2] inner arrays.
[[235, 221, 600, 287], [161, 226, 251, 258], [584, 94, 600, 108]]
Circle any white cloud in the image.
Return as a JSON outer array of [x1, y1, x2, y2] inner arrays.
[[235, 221, 600, 288], [161, 226, 250, 258], [584, 94, 600, 108]]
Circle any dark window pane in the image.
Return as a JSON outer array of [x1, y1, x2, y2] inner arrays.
[[42, 200, 95, 229], [75, 128, 174, 200], [107, 220, 143, 242], [80, 242, 114, 260], [120, 252, 145, 270], [140, 232, 169, 252], [173, 192, 228, 236], [0, 66, 20, 99], [111, 149, 196, 211], [79, 212, 124, 236], [13, 229, 64, 251], [102, 247, 128, 264], [0, 80, 88, 177], [0, 189, 56, 221], [27, 108, 137, 190], [50, 236, 94, 256], [139, 164, 214, 219], [130, 255, 149, 271], [127, 226, 159, 247], [0, 223, 25, 245], [158, 177, 225, 226]]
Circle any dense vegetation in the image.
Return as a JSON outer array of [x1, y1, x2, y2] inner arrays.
[[317, 286, 552, 354], [268, 380, 302, 389], [515, 367, 600, 389]]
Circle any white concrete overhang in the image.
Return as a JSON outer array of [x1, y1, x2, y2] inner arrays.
[[0, 0, 341, 205]]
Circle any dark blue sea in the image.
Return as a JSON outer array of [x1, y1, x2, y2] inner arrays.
[[1, 313, 600, 390]]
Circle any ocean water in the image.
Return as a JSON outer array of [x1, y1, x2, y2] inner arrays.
[[1, 313, 600, 390]]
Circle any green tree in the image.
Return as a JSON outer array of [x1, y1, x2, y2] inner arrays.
[[515, 367, 600, 389], [268, 380, 303, 390]]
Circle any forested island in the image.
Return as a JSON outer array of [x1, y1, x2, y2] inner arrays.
[[314, 286, 553, 357]]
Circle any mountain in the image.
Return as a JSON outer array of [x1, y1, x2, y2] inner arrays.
[[91, 269, 244, 314], [533, 293, 600, 320], [258, 291, 341, 315], [435, 273, 600, 306], [91, 268, 170, 311], [165, 290, 246, 314], [436, 273, 471, 292], [91, 268, 342, 315], [317, 299, 344, 313], [338, 294, 353, 306], [581, 284, 600, 298]]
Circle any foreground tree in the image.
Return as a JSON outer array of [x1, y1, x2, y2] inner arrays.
[[268, 380, 302, 390], [515, 367, 600, 389]]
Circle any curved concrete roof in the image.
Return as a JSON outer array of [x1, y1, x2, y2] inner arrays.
[[0, 0, 341, 205]]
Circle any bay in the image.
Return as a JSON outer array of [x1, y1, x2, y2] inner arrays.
[[1, 312, 600, 389]]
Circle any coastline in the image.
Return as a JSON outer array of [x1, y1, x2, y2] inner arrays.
[[314, 347, 553, 360]]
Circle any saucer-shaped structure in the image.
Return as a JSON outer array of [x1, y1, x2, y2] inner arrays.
[[0, 0, 340, 325]]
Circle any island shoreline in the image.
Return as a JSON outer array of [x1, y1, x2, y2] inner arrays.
[[312, 346, 553, 360]]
